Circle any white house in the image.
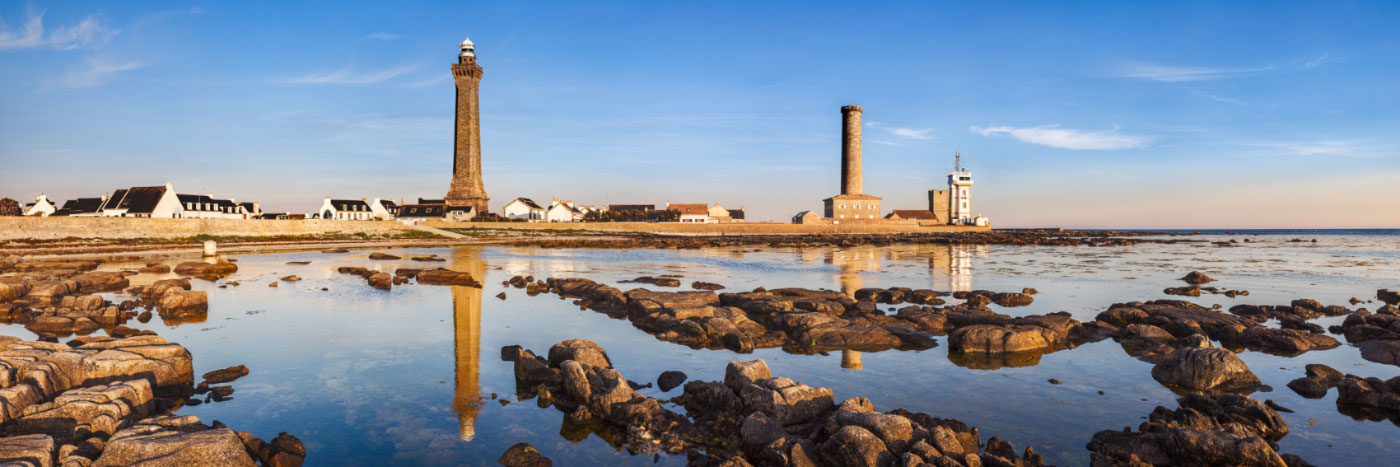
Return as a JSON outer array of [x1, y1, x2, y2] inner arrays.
[[23, 195, 56, 217], [666, 202, 715, 223], [502, 198, 545, 221], [545, 200, 582, 222], [178, 194, 247, 219], [369, 198, 400, 220], [239, 202, 262, 219], [98, 183, 183, 218], [318, 198, 375, 220]]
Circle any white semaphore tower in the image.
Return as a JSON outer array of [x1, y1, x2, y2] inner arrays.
[[948, 151, 974, 225]]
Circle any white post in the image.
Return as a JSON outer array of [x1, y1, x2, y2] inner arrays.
[[203, 241, 217, 257]]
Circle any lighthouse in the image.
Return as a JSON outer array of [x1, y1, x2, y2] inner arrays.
[[948, 151, 974, 225], [444, 36, 490, 214]]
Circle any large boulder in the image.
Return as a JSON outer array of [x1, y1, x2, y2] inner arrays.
[[1151, 347, 1260, 392], [819, 425, 892, 467], [738, 377, 834, 424], [4, 379, 154, 443], [92, 415, 258, 467], [948, 324, 1058, 354], [0, 434, 54, 467], [547, 340, 612, 369]]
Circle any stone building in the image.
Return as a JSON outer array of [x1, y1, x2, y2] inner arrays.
[[444, 36, 491, 214], [821, 105, 883, 222]]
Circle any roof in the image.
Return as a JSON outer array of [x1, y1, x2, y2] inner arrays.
[[61, 198, 105, 213], [417, 198, 445, 205], [888, 209, 938, 220], [727, 208, 746, 220], [824, 193, 883, 201], [609, 204, 653, 212], [667, 203, 709, 215], [239, 202, 258, 211], [329, 199, 370, 211], [547, 203, 580, 214], [101, 189, 129, 211], [509, 198, 544, 210], [378, 200, 397, 208], [115, 186, 168, 214], [397, 204, 446, 218]]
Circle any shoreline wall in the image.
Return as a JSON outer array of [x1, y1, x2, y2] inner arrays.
[[0, 217, 413, 240], [420, 220, 991, 236]]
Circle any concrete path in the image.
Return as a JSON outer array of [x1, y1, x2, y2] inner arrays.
[[404, 223, 467, 239]]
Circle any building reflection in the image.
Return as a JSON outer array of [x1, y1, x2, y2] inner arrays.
[[828, 246, 880, 371], [450, 247, 487, 441]]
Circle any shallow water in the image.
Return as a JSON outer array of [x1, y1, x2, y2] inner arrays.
[[6, 234, 1400, 466]]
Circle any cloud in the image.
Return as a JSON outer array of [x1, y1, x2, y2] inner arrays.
[[1301, 53, 1331, 70], [970, 124, 1150, 150], [287, 65, 419, 85], [889, 127, 933, 140], [1248, 140, 1391, 158], [52, 56, 143, 88], [0, 11, 117, 50], [399, 75, 450, 88], [365, 32, 399, 40], [1112, 63, 1274, 82]]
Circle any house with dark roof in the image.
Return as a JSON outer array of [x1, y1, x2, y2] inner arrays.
[[503, 197, 545, 221], [239, 202, 262, 218], [51, 197, 107, 217], [727, 208, 746, 221], [371, 199, 399, 220], [98, 183, 182, 218], [317, 197, 375, 220], [178, 193, 248, 219], [885, 209, 941, 222], [23, 194, 56, 217], [396, 204, 447, 219], [545, 200, 583, 222]]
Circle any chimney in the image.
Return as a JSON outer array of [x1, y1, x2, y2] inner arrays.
[[841, 105, 863, 195]]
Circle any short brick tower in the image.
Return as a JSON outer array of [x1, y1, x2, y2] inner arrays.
[[444, 36, 490, 214]]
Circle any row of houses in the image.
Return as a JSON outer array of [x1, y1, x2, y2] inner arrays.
[[22, 184, 266, 219], [315, 197, 476, 222], [501, 198, 745, 223]]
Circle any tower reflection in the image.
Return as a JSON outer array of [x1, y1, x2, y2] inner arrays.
[[450, 247, 487, 441], [828, 245, 879, 371]]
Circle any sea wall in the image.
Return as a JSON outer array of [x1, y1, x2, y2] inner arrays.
[[420, 220, 991, 236], [0, 217, 413, 240]]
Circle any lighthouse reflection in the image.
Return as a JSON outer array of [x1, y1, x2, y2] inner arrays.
[[450, 247, 487, 441]]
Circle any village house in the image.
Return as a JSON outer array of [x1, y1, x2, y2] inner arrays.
[[706, 204, 747, 223], [98, 183, 182, 218], [885, 209, 941, 222], [22, 195, 56, 217], [665, 202, 714, 223], [317, 198, 375, 221], [178, 194, 248, 219], [502, 197, 546, 221], [369, 198, 399, 220], [239, 202, 263, 219], [545, 199, 583, 222], [792, 210, 821, 224], [52, 197, 106, 217], [396, 204, 447, 221]]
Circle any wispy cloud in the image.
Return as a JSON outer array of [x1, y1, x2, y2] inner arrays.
[[399, 75, 450, 88], [889, 127, 933, 140], [286, 65, 419, 85], [0, 11, 118, 50], [1189, 89, 1246, 105], [970, 124, 1150, 150], [52, 56, 143, 88], [1112, 63, 1274, 82], [1301, 53, 1331, 70], [1247, 140, 1391, 158], [365, 32, 399, 40]]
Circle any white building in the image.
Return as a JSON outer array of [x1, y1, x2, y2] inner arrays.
[[666, 202, 715, 223], [318, 197, 375, 220], [502, 197, 545, 221], [178, 194, 249, 219], [23, 195, 56, 217], [370, 198, 399, 220], [545, 200, 582, 222], [946, 152, 989, 227], [98, 183, 183, 218]]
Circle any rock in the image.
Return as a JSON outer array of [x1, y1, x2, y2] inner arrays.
[[948, 325, 1058, 354], [93, 415, 257, 467], [416, 270, 481, 287], [547, 339, 612, 369], [0, 434, 54, 467], [202, 365, 249, 384], [4, 379, 154, 443], [819, 425, 893, 467], [658, 371, 687, 392], [692, 282, 726, 291], [1088, 393, 1294, 467], [740, 412, 786, 453], [827, 410, 915, 453], [1358, 340, 1400, 366], [1151, 347, 1260, 392], [1378, 289, 1400, 305], [172, 261, 237, 279], [738, 377, 834, 424], [367, 273, 392, 290], [1336, 374, 1400, 414], [321, 248, 349, 253], [367, 252, 401, 260], [1181, 271, 1216, 284], [725, 360, 771, 392], [498, 442, 552, 467], [279, 275, 300, 282], [990, 293, 1033, 307], [1164, 286, 1201, 297]]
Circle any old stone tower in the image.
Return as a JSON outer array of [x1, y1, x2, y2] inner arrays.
[[444, 36, 490, 214], [823, 105, 882, 220]]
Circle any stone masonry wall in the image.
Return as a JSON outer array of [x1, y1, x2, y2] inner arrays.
[[0, 217, 413, 240], [421, 220, 989, 236]]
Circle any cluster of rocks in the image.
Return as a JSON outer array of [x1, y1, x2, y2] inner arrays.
[[1086, 393, 1310, 466], [1092, 300, 1340, 358], [0, 335, 301, 467], [506, 339, 1054, 466], [1326, 290, 1400, 366], [0, 259, 215, 337], [1164, 271, 1247, 297], [622, 276, 684, 287], [336, 265, 483, 290], [172, 260, 238, 281], [1287, 363, 1400, 424]]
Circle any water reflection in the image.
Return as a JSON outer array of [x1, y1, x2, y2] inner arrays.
[[450, 248, 487, 441]]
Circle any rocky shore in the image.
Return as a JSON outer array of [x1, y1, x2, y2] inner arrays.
[[0, 256, 304, 467], [503, 230, 1185, 250], [502, 339, 1313, 467]]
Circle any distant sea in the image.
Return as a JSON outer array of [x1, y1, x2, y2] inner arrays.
[[1122, 228, 1400, 236]]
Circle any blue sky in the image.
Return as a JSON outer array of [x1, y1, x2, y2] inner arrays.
[[2, 1, 1398, 228]]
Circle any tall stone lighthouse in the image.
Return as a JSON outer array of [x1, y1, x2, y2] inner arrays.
[[823, 105, 882, 221], [444, 36, 490, 214]]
